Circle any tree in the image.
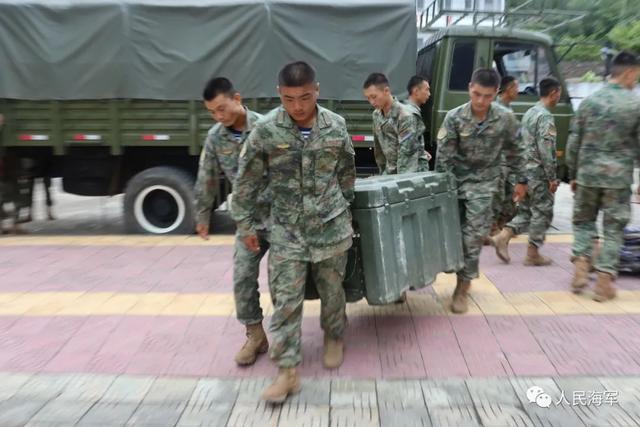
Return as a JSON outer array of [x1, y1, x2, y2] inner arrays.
[[608, 21, 640, 53], [505, 0, 640, 55]]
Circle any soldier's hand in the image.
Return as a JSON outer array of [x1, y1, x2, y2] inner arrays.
[[570, 180, 577, 193], [549, 180, 559, 194], [513, 183, 528, 203], [242, 234, 261, 253], [196, 223, 209, 240]]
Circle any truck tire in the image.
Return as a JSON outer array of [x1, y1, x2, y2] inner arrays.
[[124, 167, 195, 234]]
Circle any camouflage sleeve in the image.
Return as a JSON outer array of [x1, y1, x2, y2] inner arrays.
[[434, 112, 457, 174], [230, 128, 264, 237], [503, 112, 528, 183], [373, 131, 387, 175], [537, 114, 558, 181], [193, 134, 219, 225], [396, 113, 420, 173], [338, 133, 356, 203], [565, 106, 584, 181]]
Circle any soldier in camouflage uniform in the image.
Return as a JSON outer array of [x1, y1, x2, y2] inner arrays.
[[487, 75, 520, 242], [232, 61, 356, 403], [492, 78, 563, 266], [495, 75, 518, 111], [405, 75, 433, 164], [436, 69, 528, 314], [566, 52, 640, 301], [194, 77, 270, 366], [363, 73, 430, 174]]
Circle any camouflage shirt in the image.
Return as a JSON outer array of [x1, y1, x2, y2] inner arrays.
[[194, 108, 268, 226], [232, 105, 356, 262], [493, 98, 515, 173], [373, 98, 428, 174], [435, 102, 527, 199], [566, 83, 640, 189], [520, 101, 557, 182], [494, 97, 513, 112], [404, 99, 432, 169]]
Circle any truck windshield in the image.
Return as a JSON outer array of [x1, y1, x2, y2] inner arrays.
[[493, 42, 552, 96]]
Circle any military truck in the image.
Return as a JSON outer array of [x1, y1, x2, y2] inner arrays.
[[0, 0, 575, 234], [417, 26, 574, 178], [0, 0, 417, 234]]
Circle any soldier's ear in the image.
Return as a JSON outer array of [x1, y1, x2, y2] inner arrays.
[[233, 92, 242, 104]]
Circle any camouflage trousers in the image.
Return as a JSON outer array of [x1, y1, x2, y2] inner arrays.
[[507, 180, 554, 247], [491, 171, 516, 226], [268, 251, 347, 368], [572, 185, 631, 277], [233, 230, 270, 326], [458, 197, 493, 281]]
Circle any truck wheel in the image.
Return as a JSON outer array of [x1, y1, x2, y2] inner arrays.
[[124, 167, 195, 234]]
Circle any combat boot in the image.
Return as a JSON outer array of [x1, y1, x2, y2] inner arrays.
[[483, 223, 500, 246], [491, 227, 514, 264], [323, 336, 344, 369], [235, 323, 269, 366], [450, 278, 471, 314], [523, 244, 552, 266], [593, 271, 616, 302], [394, 291, 407, 304], [570, 256, 590, 293], [261, 367, 301, 403]]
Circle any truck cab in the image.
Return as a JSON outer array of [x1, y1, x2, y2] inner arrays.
[[417, 26, 574, 180]]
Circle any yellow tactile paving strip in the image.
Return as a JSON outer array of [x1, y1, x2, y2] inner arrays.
[[1, 233, 631, 317], [0, 273, 636, 317], [0, 233, 573, 246]]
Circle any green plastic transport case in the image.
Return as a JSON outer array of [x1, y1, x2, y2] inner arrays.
[[306, 172, 464, 305]]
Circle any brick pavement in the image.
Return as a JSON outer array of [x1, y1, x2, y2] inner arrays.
[[1, 234, 640, 426], [0, 373, 638, 426]]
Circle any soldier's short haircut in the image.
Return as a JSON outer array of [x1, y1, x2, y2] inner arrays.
[[202, 77, 235, 101], [278, 61, 316, 87], [470, 68, 500, 89], [407, 75, 428, 95], [539, 77, 561, 97], [611, 51, 640, 77], [363, 73, 390, 90], [499, 75, 517, 93]]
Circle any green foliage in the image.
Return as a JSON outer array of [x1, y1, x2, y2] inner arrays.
[[506, 0, 640, 52], [608, 21, 640, 53], [556, 36, 601, 61], [579, 71, 601, 82]]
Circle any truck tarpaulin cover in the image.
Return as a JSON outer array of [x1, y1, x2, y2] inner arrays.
[[0, 0, 417, 100]]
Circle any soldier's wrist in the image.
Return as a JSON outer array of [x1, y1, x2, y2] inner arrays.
[[196, 212, 211, 226], [236, 225, 256, 238]]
